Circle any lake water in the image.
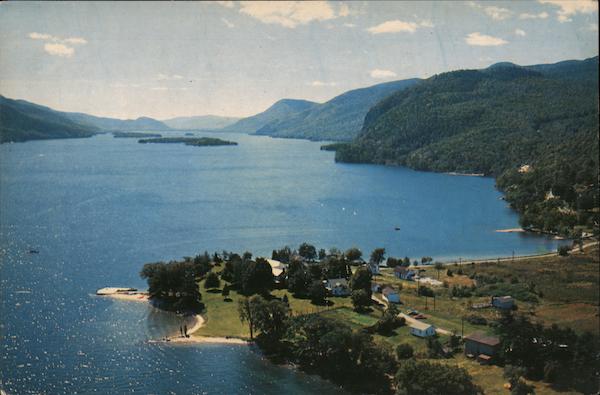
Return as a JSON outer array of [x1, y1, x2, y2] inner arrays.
[[0, 132, 563, 394]]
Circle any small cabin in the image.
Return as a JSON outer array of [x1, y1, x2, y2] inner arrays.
[[464, 332, 501, 364], [409, 321, 436, 337], [394, 266, 416, 280], [382, 286, 400, 304], [491, 296, 514, 310], [325, 278, 350, 296]]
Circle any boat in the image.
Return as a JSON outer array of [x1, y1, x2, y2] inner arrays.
[[394, 227, 401, 231]]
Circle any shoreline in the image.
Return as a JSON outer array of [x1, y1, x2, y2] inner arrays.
[[96, 290, 248, 345]]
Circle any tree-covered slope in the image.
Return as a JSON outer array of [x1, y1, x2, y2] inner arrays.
[[335, 57, 599, 236], [0, 95, 98, 143], [256, 79, 420, 141], [64, 112, 171, 131], [223, 99, 318, 133]]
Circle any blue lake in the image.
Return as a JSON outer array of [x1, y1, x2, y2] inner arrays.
[[0, 132, 563, 394]]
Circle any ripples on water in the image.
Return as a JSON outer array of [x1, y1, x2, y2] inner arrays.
[[0, 133, 564, 394]]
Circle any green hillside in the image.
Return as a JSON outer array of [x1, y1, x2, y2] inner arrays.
[[0, 95, 98, 143], [223, 99, 318, 133], [335, 57, 599, 237], [256, 79, 420, 141]]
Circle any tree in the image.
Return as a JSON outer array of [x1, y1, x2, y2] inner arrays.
[[396, 344, 414, 359], [252, 296, 291, 340], [350, 267, 372, 295], [287, 260, 310, 296], [241, 258, 274, 295], [351, 289, 371, 312], [299, 243, 317, 261], [434, 262, 445, 279], [204, 271, 220, 289], [318, 248, 327, 260], [395, 360, 480, 395], [309, 280, 327, 305], [370, 248, 386, 265], [421, 256, 433, 264], [238, 296, 257, 339], [345, 247, 363, 262]]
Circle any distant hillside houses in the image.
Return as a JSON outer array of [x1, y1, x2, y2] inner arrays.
[[394, 266, 417, 280]]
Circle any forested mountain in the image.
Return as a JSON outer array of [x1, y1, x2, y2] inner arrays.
[[335, 57, 599, 236], [255, 79, 421, 141], [223, 99, 318, 133], [63, 112, 170, 131], [0, 96, 172, 143], [162, 115, 240, 130], [0, 95, 98, 143]]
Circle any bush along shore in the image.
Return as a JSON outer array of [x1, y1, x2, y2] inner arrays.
[[139, 243, 599, 394]]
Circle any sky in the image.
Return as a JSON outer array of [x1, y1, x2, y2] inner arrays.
[[0, 1, 597, 120]]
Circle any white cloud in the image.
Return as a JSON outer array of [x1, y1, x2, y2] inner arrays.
[[515, 28, 526, 36], [418, 19, 435, 28], [484, 6, 513, 20], [63, 37, 87, 45], [239, 1, 337, 28], [367, 20, 418, 34], [309, 80, 336, 87], [465, 32, 508, 46], [519, 11, 549, 19], [29, 32, 53, 40], [468, 2, 513, 20], [343, 23, 356, 28], [339, 3, 350, 17], [156, 74, 184, 81], [538, 0, 598, 23], [216, 1, 235, 8], [43, 43, 74, 57], [588, 22, 599, 31], [151, 87, 169, 91], [370, 69, 397, 79], [28, 32, 87, 57], [221, 17, 235, 28]]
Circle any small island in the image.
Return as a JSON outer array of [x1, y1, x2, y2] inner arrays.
[[137, 137, 237, 146], [113, 132, 163, 138]]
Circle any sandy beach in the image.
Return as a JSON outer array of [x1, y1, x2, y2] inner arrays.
[[495, 228, 525, 233], [97, 288, 248, 345]]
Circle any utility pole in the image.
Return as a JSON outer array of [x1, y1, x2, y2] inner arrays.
[[512, 250, 515, 263], [461, 316, 464, 338]]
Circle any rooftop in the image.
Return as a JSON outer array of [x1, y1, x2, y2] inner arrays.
[[409, 321, 434, 331], [382, 286, 398, 296], [464, 332, 501, 346]]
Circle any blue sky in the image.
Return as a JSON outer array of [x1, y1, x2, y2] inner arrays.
[[0, 1, 597, 119]]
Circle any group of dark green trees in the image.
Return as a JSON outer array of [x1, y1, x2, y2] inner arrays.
[[334, 59, 599, 237], [139, 252, 213, 312]]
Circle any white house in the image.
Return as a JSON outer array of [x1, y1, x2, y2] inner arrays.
[[325, 278, 351, 296], [382, 286, 400, 304], [266, 259, 288, 285], [409, 321, 436, 338]]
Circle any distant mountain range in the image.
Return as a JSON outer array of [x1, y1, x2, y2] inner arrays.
[[221, 79, 420, 141], [223, 99, 318, 134], [162, 115, 240, 130], [0, 96, 98, 143], [0, 96, 171, 143], [334, 56, 599, 236], [255, 79, 421, 141]]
